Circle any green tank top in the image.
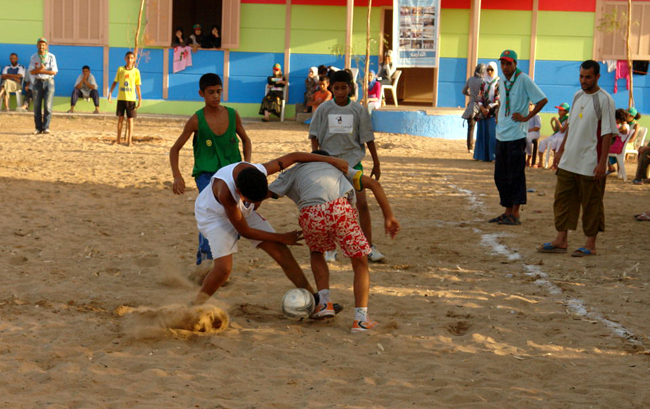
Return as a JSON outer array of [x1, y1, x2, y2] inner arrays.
[[192, 107, 242, 177]]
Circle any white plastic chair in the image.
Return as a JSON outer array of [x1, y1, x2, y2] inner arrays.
[[608, 129, 636, 181], [381, 70, 402, 107], [264, 83, 288, 122], [624, 126, 647, 161], [2, 76, 23, 109]]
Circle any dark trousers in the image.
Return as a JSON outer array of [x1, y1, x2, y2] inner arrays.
[[634, 150, 650, 180], [494, 138, 527, 208], [466, 118, 476, 151], [71, 88, 100, 107]]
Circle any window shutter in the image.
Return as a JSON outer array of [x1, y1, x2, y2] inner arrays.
[[50, 0, 75, 43], [145, 0, 173, 47], [595, 1, 650, 61], [221, 0, 241, 50], [47, 0, 106, 45]]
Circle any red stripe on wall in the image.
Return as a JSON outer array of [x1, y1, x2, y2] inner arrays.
[[441, 0, 470, 9], [242, 0, 393, 5], [482, 0, 533, 10], [539, 0, 596, 12]]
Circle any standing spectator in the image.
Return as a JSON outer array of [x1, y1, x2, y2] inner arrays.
[[525, 103, 542, 167], [107, 51, 142, 146], [0, 53, 25, 111], [537, 60, 616, 257], [201, 25, 221, 49], [462, 63, 485, 153], [67, 65, 100, 114], [303, 66, 318, 113], [489, 50, 547, 225], [473, 61, 500, 162], [28, 38, 58, 135], [259, 63, 286, 122]]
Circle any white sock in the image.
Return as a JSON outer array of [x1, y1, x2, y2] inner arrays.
[[355, 307, 368, 321], [318, 289, 331, 304]]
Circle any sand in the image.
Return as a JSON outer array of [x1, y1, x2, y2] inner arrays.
[[1, 112, 649, 408]]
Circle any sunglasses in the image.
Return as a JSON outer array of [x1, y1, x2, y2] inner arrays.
[[487, 68, 494, 72]]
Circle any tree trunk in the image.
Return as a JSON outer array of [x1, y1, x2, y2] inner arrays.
[[627, 0, 634, 108], [133, 0, 146, 62], [363, 0, 372, 106]]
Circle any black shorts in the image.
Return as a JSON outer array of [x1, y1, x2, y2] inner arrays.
[[116, 100, 137, 118]]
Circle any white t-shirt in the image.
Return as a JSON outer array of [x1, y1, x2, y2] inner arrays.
[[527, 114, 542, 140], [558, 89, 617, 176], [194, 162, 267, 233]]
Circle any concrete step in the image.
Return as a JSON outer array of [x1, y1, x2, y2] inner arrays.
[[295, 112, 312, 124]]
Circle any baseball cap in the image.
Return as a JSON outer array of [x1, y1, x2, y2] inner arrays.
[[555, 102, 570, 112], [273, 63, 281, 71], [628, 107, 638, 116], [499, 49, 517, 63], [37, 37, 48, 44], [193, 24, 202, 30]]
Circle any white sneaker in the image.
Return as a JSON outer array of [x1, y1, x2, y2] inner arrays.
[[42, 129, 51, 134], [324, 250, 337, 262], [32, 129, 41, 135], [368, 245, 385, 263]]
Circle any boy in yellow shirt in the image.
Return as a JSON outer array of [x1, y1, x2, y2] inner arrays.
[[108, 51, 142, 146]]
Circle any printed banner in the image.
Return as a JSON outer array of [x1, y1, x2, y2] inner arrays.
[[392, 0, 441, 68]]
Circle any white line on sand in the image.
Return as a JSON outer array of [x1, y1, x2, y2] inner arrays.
[[448, 182, 645, 347]]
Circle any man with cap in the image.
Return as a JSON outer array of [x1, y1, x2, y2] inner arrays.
[[188, 24, 204, 52], [489, 49, 547, 226], [28, 38, 58, 134], [538, 60, 616, 256]]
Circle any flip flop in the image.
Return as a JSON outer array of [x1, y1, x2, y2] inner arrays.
[[498, 214, 521, 225], [571, 247, 596, 257], [634, 212, 650, 221], [537, 242, 567, 253]]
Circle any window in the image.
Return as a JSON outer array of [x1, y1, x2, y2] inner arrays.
[[594, 0, 650, 60], [146, 0, 240, 49], [45, 0, 108, 46]]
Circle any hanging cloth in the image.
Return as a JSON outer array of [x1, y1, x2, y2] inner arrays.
[[173, 46, 193, 73], [614, 60, 630, 94]]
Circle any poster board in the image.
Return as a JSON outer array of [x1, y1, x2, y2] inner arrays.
[[392, 0, 441, 68]]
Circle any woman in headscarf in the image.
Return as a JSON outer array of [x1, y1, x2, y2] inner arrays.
[[473, 61, 500, 161], [259, 63, 286, 122], [365, 70, 382, 113], [462, 63, 485, 153]]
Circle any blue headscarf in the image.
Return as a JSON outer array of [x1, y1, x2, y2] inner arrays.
[[368, 70, 377, 90]]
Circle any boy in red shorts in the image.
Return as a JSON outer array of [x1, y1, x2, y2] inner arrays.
[[268, 150, 400, 333]]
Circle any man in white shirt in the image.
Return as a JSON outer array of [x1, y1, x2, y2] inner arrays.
[[68, 65, 100, 114], [538, 60, 616, 257], [28, 38, 58, 134]]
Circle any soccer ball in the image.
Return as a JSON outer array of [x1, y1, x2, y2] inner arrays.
[[281, 288, 315, 319]]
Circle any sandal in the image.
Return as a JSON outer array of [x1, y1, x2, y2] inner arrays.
[[537, 242, 567, 253], [66, 109, 74, 113], [498, 214, 521, 225], [634, 212, 650, 221], [488, 213, 507, 223], [571, 247, 596, 257]]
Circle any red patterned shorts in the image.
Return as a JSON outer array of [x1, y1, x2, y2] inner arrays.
[[298, 197, 371, 258]]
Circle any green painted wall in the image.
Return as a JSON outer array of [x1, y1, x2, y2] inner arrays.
[[109, 0, 147, 48], [536, 11, 595, 61], [0, 0, 44, 44], [440, 8, 469, 58], [238, 3, 286, 53], [478, 10, 532, 59]]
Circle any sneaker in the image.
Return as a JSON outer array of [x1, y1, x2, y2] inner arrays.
[[368, 245, 385, 263], [311, 302, 335, 319], [32, 129, 41, 135], [632, 179, 643, 185], [351, 319, 379, 333], [324, 250, 337, 262], [42, 129, 51, 134]]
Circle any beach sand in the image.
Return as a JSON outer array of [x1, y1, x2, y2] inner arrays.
[[1, 113, 649, 408]]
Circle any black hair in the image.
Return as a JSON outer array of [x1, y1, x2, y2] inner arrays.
[[631, 111, 642, 120], [330, 70, 352, 86], [580, 60, 600, 76], [311, 149, 330, 156], [211, 25, 220, 34], [236, 167, 268, 203], [82, 65, 90, 71], [10, 53, 17, 58], [125, 51, 135, 58], [317, 65, 328, 76], [175, 27, 184, 35], [319, 76, 330, 84], [199, 73, 222, 91], [615, 108, 627, 122]]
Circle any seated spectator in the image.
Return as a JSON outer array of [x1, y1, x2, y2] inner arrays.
[[17, 72, 32, 112], [364, 70, 382, 113], [525, 103, 542, 167], [377, 50, 396, 86], [303, 66, 318, 113], [632, 139, 650, 185], [201, 25, 221, 49], [624, 107, 642, 153], [608, 108, 630, 173], [259, 63, 286, 122], [188, 24, 204, 52], [307, 77, 332, 113], [67, 65, 100, 114], [0, 53, 25, 111], [536, 102, 569, 169], [172, 27, 187, 47], [344, 68, 358, 101]]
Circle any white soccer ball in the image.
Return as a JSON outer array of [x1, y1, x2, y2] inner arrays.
[[281, 288, 315, 319]]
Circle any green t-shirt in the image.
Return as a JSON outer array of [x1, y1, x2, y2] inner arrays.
[[192, 107, 242, 177]]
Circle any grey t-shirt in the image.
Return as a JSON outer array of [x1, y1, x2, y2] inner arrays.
[[74, 73, 98, 98], [269, 162, 360, 209], [308, 99, 374, 167]]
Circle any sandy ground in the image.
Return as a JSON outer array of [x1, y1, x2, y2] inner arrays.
[[1, 112, 649, 409]]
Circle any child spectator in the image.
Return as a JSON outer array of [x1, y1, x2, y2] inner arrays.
[[525, 102, 542, 166], [188, 24, 204, 52], [536, 102, 569, 169], [259, 63, 286, 122], [268, 150, 400, 332], [107, 51, 142, 146], [172, 27, 186, 47], [170, 73, 252, 266], [201, 25, 221, 49], [191, 152, 349, 306], [608, 108, 631, 173], [344, 68, 358, 101], [365, 70, 382, 112], [303, 66, 318, 113], [309, 69, 386, 263], [307, 77, 332, 113], [623, 107, 641, 153]]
